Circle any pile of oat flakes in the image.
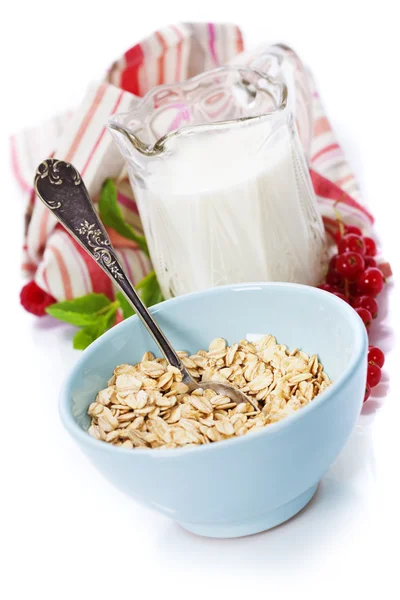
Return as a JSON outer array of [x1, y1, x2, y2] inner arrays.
[[88, 335, 331, 449]]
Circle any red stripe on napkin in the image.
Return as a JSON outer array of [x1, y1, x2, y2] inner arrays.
[[22, 262, 37, 273], [121, 45, 145, 95], [313, 117, 331, 136], [81, 90, 125, 176], [236, 28, 244, 53], [155, 31, 168, 85], [312, 143, 340, 162], [207, 23, 218, 65], [65, 84, 107, 162], [117, 191, 139, 215], [48, 244, 73, 299], [39, 209, 50, 254], [310, 169, 374, 224], [170, 25, 184, 80]]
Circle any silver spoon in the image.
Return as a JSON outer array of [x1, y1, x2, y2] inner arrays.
[[34, 159, 259, 411]]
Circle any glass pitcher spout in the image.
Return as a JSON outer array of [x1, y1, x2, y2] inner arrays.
[[108, 121, 163, 157], [107, 66, 326, 298], [108, 66, 288, 158]]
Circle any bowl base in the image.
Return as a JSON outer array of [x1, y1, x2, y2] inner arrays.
[[178, 484, 318, 538]]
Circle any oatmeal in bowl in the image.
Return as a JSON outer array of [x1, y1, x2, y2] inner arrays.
[[88, 335, 331, 449]]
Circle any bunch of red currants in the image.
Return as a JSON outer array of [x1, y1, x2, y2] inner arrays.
[[318, 224, 385, 402]]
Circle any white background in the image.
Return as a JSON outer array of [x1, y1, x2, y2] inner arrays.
[[1, 1, 399, 598]]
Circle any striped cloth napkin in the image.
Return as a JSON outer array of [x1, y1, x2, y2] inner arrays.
[[11, 22, 390, 316]]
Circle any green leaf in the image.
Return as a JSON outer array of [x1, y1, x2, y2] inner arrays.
[[116, 291, 135, 320], [46, 293, 112, 326], [98, 179, 149, 256], [136, 270, 157, 291], [73, 324, 103, 350], [116, 272, 164, 322], [72, 305, 117, 350], [138, 270, 164, 308]]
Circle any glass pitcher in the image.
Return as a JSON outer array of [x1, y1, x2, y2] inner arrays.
[[108, 66, 326, 299]]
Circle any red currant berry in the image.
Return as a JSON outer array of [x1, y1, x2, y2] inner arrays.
[[334, 229, 345, 242], [364, 383, 371, 402], [318, 283, 336, 293], [336, 252, 365, 280], [326, 270, 345, 289], [364, 256, 377, 268], [329, 254, 339, 272], [363, 236, 377, 257], [367, 363, 381, 388], [356, 267, 384, 296], [338, 233, 366, 255], [355, 307, 372, 330], [368, 346, 385, 368], [333, 292, 349, 303], [345, 225, 363, 236], [352, 295, 378, 319], [348, 281, 359, 297]]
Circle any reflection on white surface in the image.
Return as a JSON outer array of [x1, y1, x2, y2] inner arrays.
[[153, 422, 377, 570]]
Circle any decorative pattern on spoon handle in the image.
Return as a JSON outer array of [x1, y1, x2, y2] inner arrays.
[[34, 158, 124, 282]]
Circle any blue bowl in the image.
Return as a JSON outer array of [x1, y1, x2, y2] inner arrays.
[[60, 283, 367, 538]]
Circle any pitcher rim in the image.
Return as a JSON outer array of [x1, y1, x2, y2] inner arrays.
[[107, 66, 288, 157]]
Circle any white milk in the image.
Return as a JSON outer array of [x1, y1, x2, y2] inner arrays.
[[134, 123, 326, 299]]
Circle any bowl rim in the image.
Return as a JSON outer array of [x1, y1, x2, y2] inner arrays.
[[59, 282, 368, 457]]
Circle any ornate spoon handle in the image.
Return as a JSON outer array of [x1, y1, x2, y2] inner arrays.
[[34, 159, 186, 374]]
